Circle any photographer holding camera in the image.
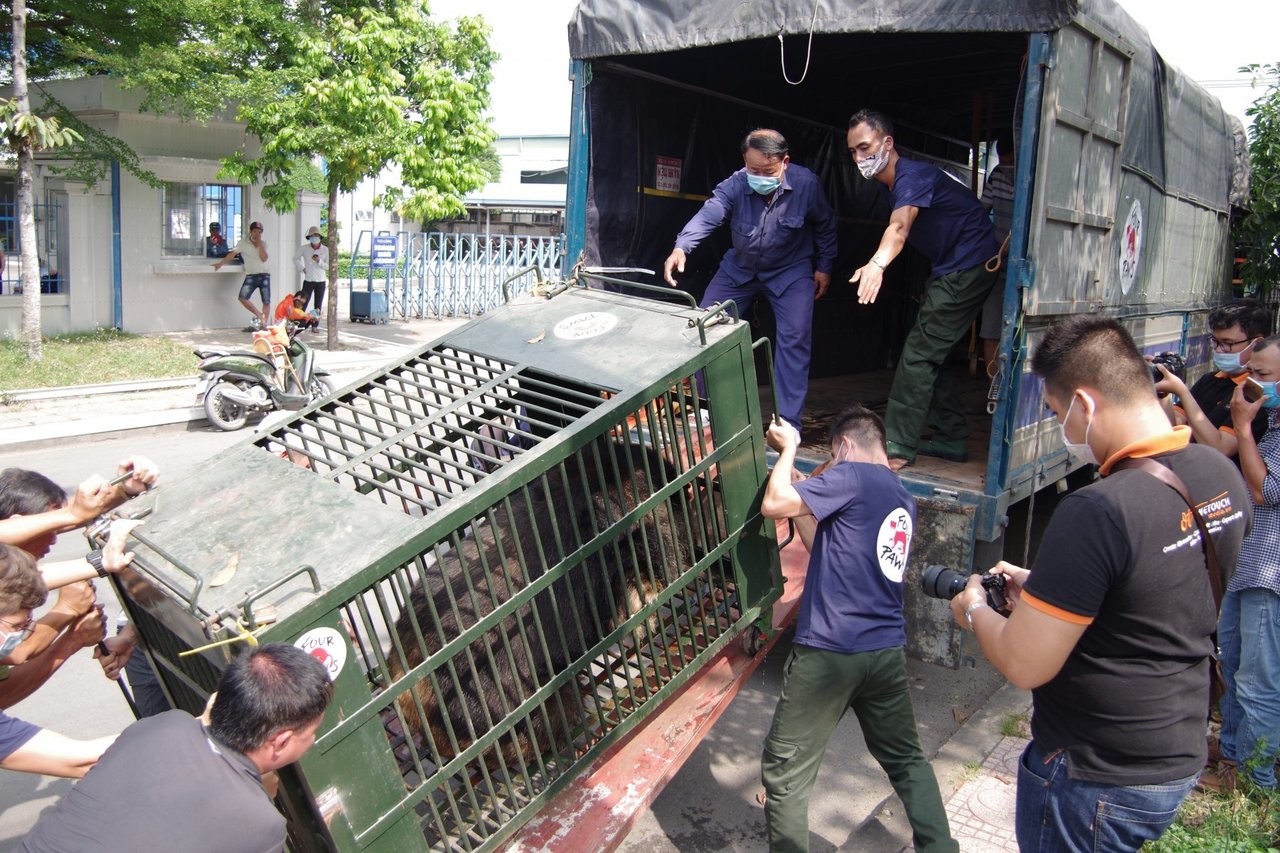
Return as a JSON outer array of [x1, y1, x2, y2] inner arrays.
[[951, 315, 1250, 851], [760, 405, 956, 853], [1155, 299, 1272, 461]]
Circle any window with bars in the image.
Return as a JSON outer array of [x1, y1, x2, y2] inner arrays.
[[0, 183, 67, 296], [161, 183, 245, 257]]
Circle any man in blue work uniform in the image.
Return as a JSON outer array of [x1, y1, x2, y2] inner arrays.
[[663, 129, 838, 433], [846, 109, 999, 470]]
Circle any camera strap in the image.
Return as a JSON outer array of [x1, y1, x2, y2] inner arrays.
[[1111, 456, 1223, 611], [1112, 455, 1230, 710]]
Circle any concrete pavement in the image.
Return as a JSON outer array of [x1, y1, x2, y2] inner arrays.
[[0, 311, 1032, 850]]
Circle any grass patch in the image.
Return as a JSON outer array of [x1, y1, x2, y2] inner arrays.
[[0, 329, 195, 391], [952, 761, 984, 787], [1143, 786, 1280, 852], [1000, 711, 1031, 739]]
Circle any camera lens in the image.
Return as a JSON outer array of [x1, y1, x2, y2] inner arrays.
[[920, 565, 969, 600]]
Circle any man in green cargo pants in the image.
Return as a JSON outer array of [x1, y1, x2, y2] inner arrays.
[[846, 108, 999, 470], [760, 405, 957, 853]]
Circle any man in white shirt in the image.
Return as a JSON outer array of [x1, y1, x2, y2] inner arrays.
[[213, 221, 271, 329]]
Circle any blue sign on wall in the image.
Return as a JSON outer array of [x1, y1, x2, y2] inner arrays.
[[371, 234, 398, 269]]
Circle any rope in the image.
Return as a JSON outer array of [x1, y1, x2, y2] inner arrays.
[[1022, 383, 1046, 568], [778, 3, 820, 86], [985, 234, 1012, 273], [180, 620, 262, 657]]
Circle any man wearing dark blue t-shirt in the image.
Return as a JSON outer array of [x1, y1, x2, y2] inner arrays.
[[760, 405, 956, 853], [846, 109, 999, 470]]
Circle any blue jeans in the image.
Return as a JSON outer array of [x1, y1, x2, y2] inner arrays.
[[1218, 587, 1280, 788], [1015, 740, 1197, 852]]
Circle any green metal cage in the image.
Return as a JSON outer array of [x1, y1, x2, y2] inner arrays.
[[103, 281, 782, 851]]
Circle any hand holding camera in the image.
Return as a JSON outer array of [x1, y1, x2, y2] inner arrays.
[[1148, 351, 1186, 399], [922, 564, 1011, 612]]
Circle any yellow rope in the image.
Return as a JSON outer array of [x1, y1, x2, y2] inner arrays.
[[179, 620, 262, 657]]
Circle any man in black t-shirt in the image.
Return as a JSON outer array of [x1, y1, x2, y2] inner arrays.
[[951, 315, 1251, 852], [1156, 299, 1272, 460]]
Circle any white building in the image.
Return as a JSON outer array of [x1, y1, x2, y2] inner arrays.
[[0, 77, 323, 335], [0, 78, 568, 335], [335, 134, 567, 251]]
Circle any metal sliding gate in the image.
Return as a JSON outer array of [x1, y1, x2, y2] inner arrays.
[[349, 230, 563, 321], [98, 278, 781, 851]]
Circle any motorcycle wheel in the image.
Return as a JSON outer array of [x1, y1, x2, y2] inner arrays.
[[309, 375, 337, 402], [204, 382, 250, 431]]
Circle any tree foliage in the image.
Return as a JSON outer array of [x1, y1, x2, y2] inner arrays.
[[219, 1, 496, 222], [217, 0, 496, 347], [3, 0, 497, 352], [1237, 63, 1280, 296]]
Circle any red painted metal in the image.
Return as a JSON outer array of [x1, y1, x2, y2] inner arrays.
[[506, 533, 810, 852]]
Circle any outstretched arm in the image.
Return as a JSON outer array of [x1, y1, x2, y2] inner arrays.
[[0, 608, 106, 707], [1, 729, 116, 779], [850, 205, 917, 304]]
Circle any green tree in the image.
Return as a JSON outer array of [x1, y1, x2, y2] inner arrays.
[[219, 0, 497, 349], [2, 0, 224, 357], [2, 0, 81, 361], [478, 143, 503, 183], [1237, 63, 1280, 296]]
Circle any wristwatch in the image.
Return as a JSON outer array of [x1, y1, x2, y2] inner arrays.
[[964, 600, 988, 632], [85, 549, 108, 579]]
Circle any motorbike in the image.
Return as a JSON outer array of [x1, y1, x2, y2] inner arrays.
[[193, 320, 336, 431]]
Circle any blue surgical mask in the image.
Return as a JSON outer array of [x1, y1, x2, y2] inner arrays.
[[747, 173, 781, 195], [1247, 377, 1280, 408], [1213, 339, 1257, 375], [0, 629, 25, 660], [1213, 351, 1245, 374]]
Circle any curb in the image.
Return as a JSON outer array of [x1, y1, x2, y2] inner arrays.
[[932, 680, 1031, 799], [6, 377, 197, 401], [0, 365, 376, 450], [0, 407, 206, 448]]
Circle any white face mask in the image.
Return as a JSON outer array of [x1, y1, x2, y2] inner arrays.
[[857, 139, 892, 179], [1058, 395, 1098, 465], [309, 237, 321, 247]]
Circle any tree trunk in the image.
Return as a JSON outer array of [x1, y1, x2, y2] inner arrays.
[[325, 178, 339, 351], [13, 0, 41, 362]]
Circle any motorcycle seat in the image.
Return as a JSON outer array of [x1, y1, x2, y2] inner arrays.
[[197, 349, 280, 370]]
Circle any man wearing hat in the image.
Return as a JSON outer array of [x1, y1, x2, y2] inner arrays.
[[204, 222, 228, 259], [293, 226, 329, 313]]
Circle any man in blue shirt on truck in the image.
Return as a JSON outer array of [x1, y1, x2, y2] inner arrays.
[[846, 109, 999, 470], [663, 129, 838, 434]]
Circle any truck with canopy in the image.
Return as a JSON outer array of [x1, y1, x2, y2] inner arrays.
[[561, 0, 1249, 668]]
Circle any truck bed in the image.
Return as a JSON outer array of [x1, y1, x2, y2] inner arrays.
[[764, 368, 994, 492]]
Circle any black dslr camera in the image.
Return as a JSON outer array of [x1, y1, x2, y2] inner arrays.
[[920, 565, 1009, 611], [1149, 351, 1186, 384]]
